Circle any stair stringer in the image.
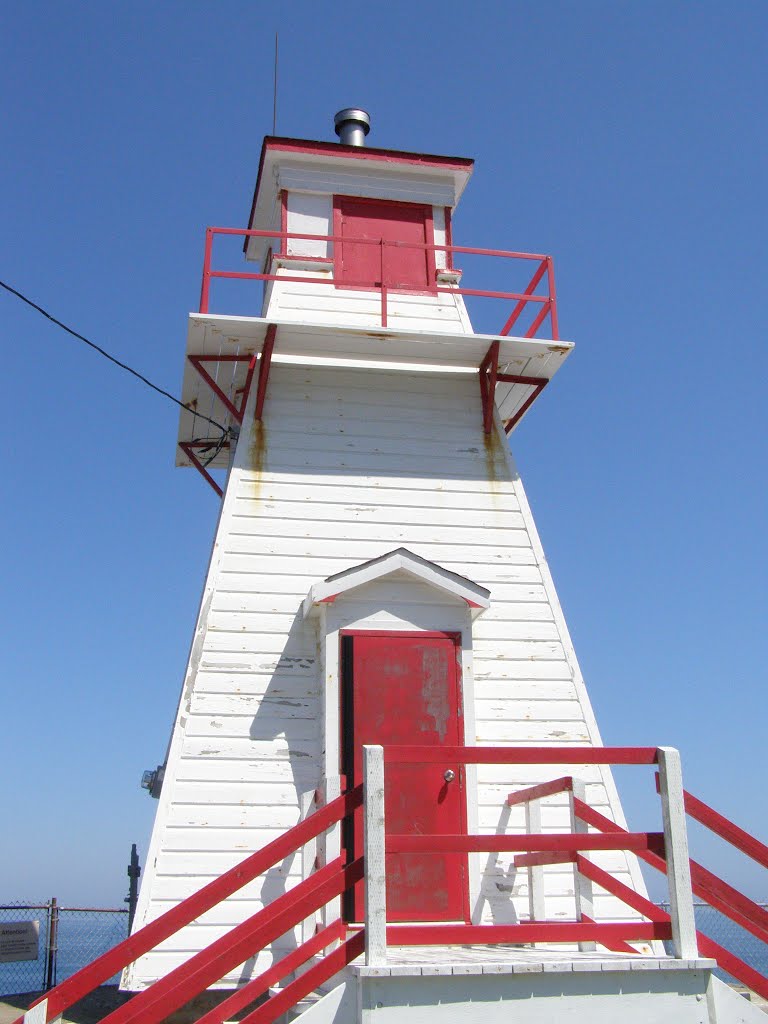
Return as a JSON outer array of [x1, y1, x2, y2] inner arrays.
[[707, 977, 767, 1024], [285, 981, 355, 1024]]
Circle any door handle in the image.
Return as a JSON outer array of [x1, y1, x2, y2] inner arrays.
[[443, 769, 456, 783]]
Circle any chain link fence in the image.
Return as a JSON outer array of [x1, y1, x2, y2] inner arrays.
[[2, 898, 765, 998], [0, 902, 129, 997], [0, 902, 53, 996], [659, 901, 767, 985]]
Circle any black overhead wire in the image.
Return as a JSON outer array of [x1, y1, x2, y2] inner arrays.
[[0, 278, 231, 439]]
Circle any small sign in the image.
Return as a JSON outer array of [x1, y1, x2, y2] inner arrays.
[[0, 920, 40, 963]]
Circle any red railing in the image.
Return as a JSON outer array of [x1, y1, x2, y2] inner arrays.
[[499, 770, 768, 999], [18, 745, 767, 1023], [16, 785, 364, 1024], [365, 745, 680, 960], [198, 227, 559, 340]]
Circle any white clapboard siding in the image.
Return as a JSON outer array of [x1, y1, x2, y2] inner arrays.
[[127, 358, 648, 991]]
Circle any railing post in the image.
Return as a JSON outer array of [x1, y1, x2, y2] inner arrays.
[[199, 227, 213, 313], [569, 780, 596, 951], [44, 897, 59, 990], [546, 256, 559, 340], [23, 998, 49, 1024], [363, 744, 387, 966], [126, 844, 140, 935], [657, 747, 698, 959], [525, 799, 545, 927], [379, 239, 387, 328], [319, 776, 342, 934], [300, 789, 319, 944]]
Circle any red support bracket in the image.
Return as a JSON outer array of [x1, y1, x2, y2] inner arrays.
[[497, 372, 549, 434], [187, 354, 257, 425], [179, 441, 229, 498], [500, 258, 548, 337], [479, 340, 500, 434], [255, 324, 277, 421]]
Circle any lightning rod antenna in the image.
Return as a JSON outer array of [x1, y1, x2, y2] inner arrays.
[[272, 33, 278, 134]]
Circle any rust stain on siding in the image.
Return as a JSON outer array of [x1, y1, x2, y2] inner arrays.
[[483, 425, 506, 508], [249, 420, 267, 499]]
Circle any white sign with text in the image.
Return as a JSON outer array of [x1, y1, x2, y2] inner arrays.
[[0, 920, 40, 962]]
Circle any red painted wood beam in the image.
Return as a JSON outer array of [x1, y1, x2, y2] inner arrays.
[[497, 374, 548, 434], [178, 441, 226, 498], [238, 932, 366, 1024], [194, 919, 347, 1024], [387, 832, 666, 855], [506, 776, 574, 806], [386, 922, 671, 945], [499, 258, 548, 337], [580, 913, 638, 954], [575, 798, 768, 944], [513, 851, 576, 868], [255, 324, 276, 421], [384, 745, 659, 765], [655, 774, 768, 869], [479, 340, 500, 434], [574, 855, 768, 1000], [188, 354, 256, 424]]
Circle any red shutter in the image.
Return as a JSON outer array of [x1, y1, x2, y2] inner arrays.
[[334, 197, 436, 292]]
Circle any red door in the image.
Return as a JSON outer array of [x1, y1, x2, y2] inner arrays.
[[334, 197, 436, 292], [341, 631, 467, 922]]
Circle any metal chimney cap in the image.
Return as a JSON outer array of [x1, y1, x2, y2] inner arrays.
[[334, 108, 371, 146]]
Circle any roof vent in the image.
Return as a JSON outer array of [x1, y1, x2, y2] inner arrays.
[[334, 108, 370, 147]]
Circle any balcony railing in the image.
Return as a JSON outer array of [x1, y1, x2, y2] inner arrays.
[[198, 227, 559, 340]]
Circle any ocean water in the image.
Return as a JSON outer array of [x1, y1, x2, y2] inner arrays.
[[1, 904, 765, 997], [0, 910, 128, 997]]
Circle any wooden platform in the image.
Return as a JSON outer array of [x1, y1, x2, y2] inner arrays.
[[349, 945, 716, 978]]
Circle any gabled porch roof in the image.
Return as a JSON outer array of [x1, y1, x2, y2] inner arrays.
[[302, 547, 491, 620]]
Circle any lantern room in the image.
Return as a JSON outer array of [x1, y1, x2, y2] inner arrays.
[[176, 111, 573, 494]]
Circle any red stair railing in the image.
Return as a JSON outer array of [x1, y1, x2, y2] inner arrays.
[[504, 771, 768, 999], [16, 784, 363, 1024], [18, 744, 767, 1023], [575, 798, 768, 1000]]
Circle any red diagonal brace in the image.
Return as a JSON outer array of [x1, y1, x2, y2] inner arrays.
[[479, 340, 500, 434], [187, 354, 257, 424], [255, 324, 276, 421], [179, 441, 228, 498], [497, 372, 549, 434]]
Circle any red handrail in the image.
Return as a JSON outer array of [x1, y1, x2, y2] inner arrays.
[[572, 799, 768, 999], [237, 932, 366, 1024], [506, 777, 574, 806], [199, 226, 559, 340], [17, 784, 363, 1024], [387, 832, 665, 855], [194, 920, 347, 1024], [387, 922, 671, 945], [99, 858, 363, 1024], [654, 774, 768, 870], [384, 745, 659, 765]]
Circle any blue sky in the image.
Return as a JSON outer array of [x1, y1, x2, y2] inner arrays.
[[1, 2, 766, 907]]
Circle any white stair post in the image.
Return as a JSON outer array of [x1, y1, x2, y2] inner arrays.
[[318, 776, 342, 937], [569, 778, 597, 952], [525, 797, 546, 927], [363, 744, 387, 966], [657, 746, 698, 959]]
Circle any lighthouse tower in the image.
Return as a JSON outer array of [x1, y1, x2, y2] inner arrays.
[[124, 111, 651, 991]]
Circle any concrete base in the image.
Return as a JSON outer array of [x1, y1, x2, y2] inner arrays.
[[300, 948, 767, 1024]]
